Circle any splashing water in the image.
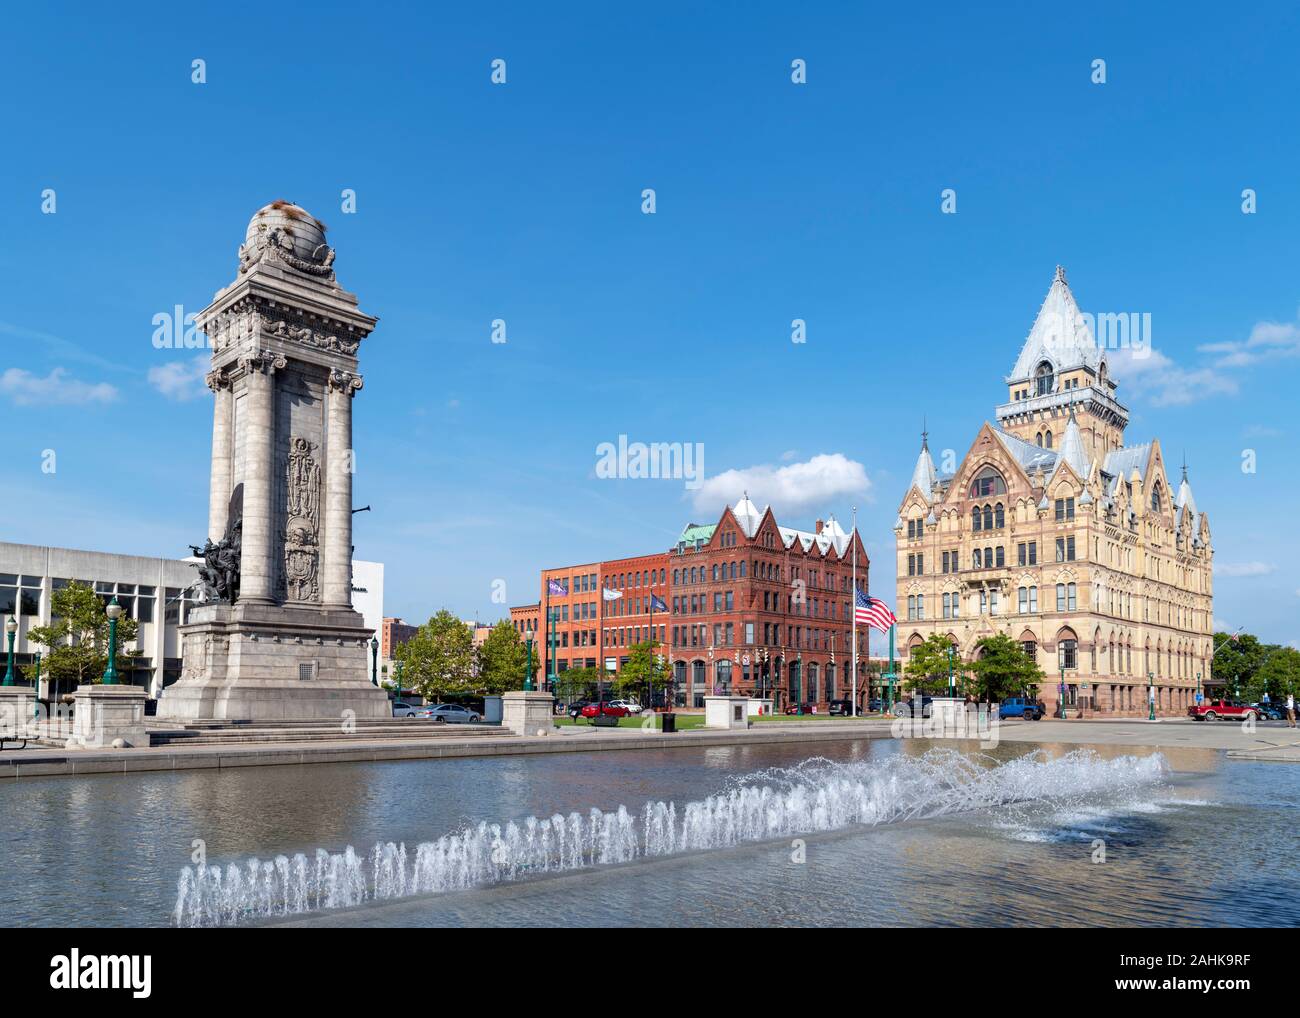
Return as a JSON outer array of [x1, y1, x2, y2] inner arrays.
[[173, 747, 1166, 926]]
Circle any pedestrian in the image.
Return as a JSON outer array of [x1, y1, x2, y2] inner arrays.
[[1287, 692, 1296, 729]]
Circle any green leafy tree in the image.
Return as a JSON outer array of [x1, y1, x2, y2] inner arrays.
[[904, 634, 962, 695], [27, 582, 140, 687], [1250, 646, 1300, 701], [1210, 632, 1266, 696], [475, 620, 531, 694], [395, 610, 475, 701], [554, 666, 603, 704], [968, 633, 1044, 703], [617, 640, 668, 703]]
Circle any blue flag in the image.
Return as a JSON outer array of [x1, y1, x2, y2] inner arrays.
[[650, 594, 668, 612]]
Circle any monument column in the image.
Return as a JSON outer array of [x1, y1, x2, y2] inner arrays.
[[239, 351, 283, 605], [323, 370, 361, 608], [207, 369, 234, 542]]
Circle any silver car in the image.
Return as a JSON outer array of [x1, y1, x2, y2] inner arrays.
[[416, 703, 482, 723]]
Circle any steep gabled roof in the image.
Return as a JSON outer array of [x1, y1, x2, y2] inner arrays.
[[909, 436, 938, 503], [1009, 266, 1105, 381]]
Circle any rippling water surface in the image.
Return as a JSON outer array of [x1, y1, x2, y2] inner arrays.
[[2, 738, 1295, 927]]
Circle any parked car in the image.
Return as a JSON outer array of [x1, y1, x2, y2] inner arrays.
[[415, 703, 482, 723], [998, 696, 1045, 720], [827, 699, 855, 716], [1188, 699, 1258, 722], [867, 697, 884, 713], [391, 701, 421, 718], [784, 702, 814, 715], [1252, 702, 1286, 721], [581, 701, 631, 719], [607, 699, 642, 714]]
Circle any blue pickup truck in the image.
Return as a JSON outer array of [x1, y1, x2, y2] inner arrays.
[[998, 696, 1044, 720]]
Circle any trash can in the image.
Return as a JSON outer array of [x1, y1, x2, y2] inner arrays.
[[661, 712, 677, 733]]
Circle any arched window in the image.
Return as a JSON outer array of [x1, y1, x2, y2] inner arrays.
[[994, 503, 1005, 528], [1150, 483, 1162, 513], [1044, 430, 1054, 448], [1036, 433, 1043, 447], [1035, 360, 1055, 396], [972, 506, 982, 532], [982, 505, 993, 530], [969, 467, 1007, 498]]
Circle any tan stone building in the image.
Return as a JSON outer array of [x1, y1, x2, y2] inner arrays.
[[894, 268, 1213, 716]]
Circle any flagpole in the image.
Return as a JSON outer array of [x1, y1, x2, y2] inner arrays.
[[544, 580, 551, 694], [648, 592, 654, 709], [851, 506, 858, 718]]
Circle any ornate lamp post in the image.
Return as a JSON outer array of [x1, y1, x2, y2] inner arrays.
[[33, 652, 42, 715], [370, 636, 380, 686], [947, 643, 955, 698], [102, 598, 122, 685], [3, 616, 16, 685], [524, 637, 534, 692], [1147, 670, 1155, 721]]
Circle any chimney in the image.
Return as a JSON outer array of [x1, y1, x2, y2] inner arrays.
[[815, 519, 824, 534]]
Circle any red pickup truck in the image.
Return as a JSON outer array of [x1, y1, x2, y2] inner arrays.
[[1187, 699, 1259, 722]]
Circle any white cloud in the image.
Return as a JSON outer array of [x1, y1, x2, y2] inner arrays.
[[1109, 347, 1238, 407], [1197, 316, 1300, 368], [1108, 308, 1300, 407], [1214, 561, 1276, 578], [0, 367, 117, 406], [147, 356, 210, 401], [690, 452, 871, 517]]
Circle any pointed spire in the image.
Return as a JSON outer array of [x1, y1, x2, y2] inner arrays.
[[1011, 265, 1102, 381], [1057, 410, 1090, 479], [910, 430, 938, 503]]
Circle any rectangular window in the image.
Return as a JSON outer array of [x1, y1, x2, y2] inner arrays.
[[1028, 542, 1037, 565]]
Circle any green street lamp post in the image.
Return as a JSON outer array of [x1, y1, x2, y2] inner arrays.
[[3, 616, 16, 686], [947, 644, 955, 698], [394, 660, 404, 701], [1058, 665, 1066, 719], [524, 637, 534, 692], [1148, 670, 1155, 721], [370, 636, 379, 686], [102, 598, 122, 685], [33, 652, 42, 718]]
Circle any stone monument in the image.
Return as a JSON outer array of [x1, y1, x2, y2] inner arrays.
[[157, 201, 390, 721]]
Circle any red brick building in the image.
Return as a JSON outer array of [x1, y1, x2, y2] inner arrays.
[[669, 496, 870, 710], [380, 617, 419, 660], [534, 555, 669, 684], [517, 496, 871, 710]]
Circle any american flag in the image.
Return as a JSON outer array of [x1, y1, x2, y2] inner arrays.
[[854, 589, 896, 633]]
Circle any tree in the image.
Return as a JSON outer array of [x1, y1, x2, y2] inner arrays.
[[28, 582, 141, 688], [904, 634, 962, 695], [1250, 646, 1300, 701], [1211, 632, 1267, 695], [475, 620, 530, 694], [617, 640, 668, 703], [395, 610, 475, 701], [968, 633, 1044, 703], [554, 666, 603, 704]]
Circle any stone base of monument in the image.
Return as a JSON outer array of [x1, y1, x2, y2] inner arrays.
[[156, 602, 391, 722], [927, 697, 967, 732], [0, 688, 37, 740], [705, 695, 751, 730], [71, 684, 149, 748], [502, 690, 555, 736]]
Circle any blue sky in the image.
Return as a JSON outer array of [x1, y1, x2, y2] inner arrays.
[[0, 2, 1295, 643]]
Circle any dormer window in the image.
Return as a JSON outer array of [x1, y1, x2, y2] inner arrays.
[[1035, 360, 1055, 396], [969, 466, 1007, 498], [1150, 483, 1162, 513]]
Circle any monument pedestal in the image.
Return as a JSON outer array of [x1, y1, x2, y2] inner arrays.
[[705, 695, 751, 730], [157, 602, 390, 722], [72, 684, 149, 748], [0, 687, 37, 740], [502, 690, 554, 736]]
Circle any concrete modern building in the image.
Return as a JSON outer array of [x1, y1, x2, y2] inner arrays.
[[894, 267, 1212, 717], [0, 541, 383, 700]]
